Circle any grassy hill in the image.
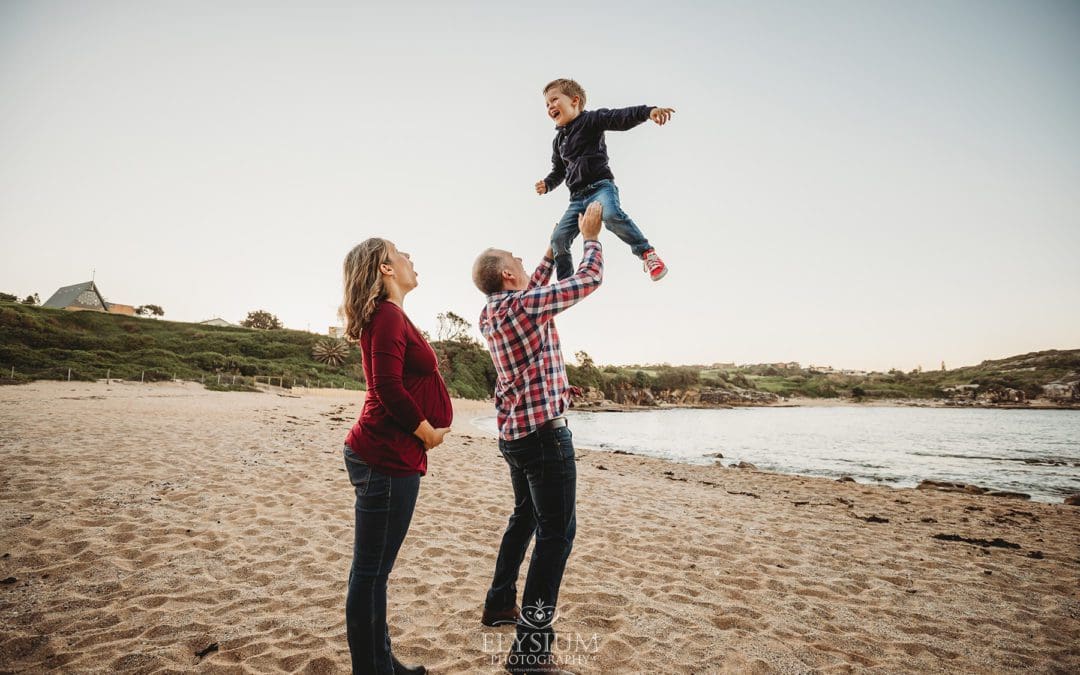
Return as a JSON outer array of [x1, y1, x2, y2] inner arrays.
[[3, 301, 1074, 404], [0, 302, 364, 390], [0, 301, 496, 398], [568, 350, 1080, 403]]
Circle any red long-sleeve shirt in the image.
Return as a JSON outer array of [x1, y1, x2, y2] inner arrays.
[[345, 301, 452, 476]]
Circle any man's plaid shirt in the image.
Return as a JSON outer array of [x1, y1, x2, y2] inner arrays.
[[480, 241, 604, 441]]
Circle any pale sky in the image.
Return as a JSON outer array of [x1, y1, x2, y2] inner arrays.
[[2, 1, 1078, 372]]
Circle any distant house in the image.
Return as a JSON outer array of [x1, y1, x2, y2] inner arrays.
[[328, 326, 344, 338], [42, 281, 134, 316], [200, 318, 235, 328]]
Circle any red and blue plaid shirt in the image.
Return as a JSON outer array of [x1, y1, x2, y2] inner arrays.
[[480, 241, 604, 440]]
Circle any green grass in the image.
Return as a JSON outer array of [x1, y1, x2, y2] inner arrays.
[[0, 302, 363, 388]]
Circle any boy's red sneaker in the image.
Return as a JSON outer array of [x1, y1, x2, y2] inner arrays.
[[642, 249, 668, 281]]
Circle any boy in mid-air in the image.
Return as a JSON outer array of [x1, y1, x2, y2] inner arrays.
[[536, 78, 675, 281]]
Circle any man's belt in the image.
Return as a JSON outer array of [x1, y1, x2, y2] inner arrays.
[[542, 416, 568, 430]]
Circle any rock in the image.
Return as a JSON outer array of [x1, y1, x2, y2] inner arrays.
[[917, 479, 968, 491], [858, 515, 889, 523], [704, 452, 724, 458], [734, 461, 757, 470], [1064, 494, 1080, 506], [985, 490, 1031, 500], [596, 465, 608, 471], [836, 476, 856, 483]]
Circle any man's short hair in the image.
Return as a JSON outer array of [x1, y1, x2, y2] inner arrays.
[[473, 248, 507, 295], [543, 78, 586, 109]]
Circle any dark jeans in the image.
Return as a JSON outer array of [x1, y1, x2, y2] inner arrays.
[[343, 445, 420, 675], [551, 179, 652, 279], [485, 424, 577, 655]]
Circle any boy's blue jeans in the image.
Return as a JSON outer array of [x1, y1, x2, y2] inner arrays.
[[551, 179, 652, 280]]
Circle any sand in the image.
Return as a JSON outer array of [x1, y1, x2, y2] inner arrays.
[[1, 381, 1077, 674]]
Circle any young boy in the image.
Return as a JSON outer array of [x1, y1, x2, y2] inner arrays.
[[536, 78, 675, 281]]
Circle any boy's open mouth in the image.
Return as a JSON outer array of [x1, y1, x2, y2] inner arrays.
[[550, 110, 560, 120]]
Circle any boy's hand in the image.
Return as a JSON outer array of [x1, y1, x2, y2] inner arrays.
[[578, 201, 603, 241], [535, 180, 548, 195], [650, 107, 675, 126]]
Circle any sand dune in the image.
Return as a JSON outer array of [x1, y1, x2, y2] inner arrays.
[[1, 381, 1077, 673]]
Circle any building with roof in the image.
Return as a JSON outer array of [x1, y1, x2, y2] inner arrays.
[[199, 318, 236, 327], [41, 281, 134, 316]]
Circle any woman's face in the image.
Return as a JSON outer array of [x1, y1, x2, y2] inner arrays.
[[383, 242, 418, 292]]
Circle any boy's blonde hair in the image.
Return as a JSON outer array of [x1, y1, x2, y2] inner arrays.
[[543, 78, 586, 109]]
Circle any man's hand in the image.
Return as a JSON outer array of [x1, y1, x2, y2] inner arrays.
[[650, 107, 675, 126], [578, 201, 603, 241], [535, 180, 548, 195]]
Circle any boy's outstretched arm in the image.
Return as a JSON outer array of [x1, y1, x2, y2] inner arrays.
[[592, 105, 676, 131], [538, 138, 565, 195]]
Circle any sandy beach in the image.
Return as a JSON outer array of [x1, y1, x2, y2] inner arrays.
[[1, 381, 1077, 673]]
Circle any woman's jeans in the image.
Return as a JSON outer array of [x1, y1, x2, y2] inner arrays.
[[485, 424, 577, 656], [343, 446, 420, 675], [551, 179, 652, 280]]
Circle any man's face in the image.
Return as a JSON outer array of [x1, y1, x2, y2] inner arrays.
[[503, 251, 528, 290], [545, 88, 581, 127]]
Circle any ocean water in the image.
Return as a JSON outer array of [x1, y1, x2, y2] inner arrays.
[[473, 406, 1080, 503]]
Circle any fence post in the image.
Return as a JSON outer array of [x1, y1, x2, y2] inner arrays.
[[217, 373, 221, 385], [141, 371, 145, 383], [67, 368, 71, 382], [10, 366, 14, 378], [106, 368, 110, 384], [232, 375, 236, 385]]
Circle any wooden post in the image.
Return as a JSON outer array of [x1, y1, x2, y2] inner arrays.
[[232, 375, 236, 385], [67, 368, 71, 381], [107, 368, 110, 384], [217, 373, 221, 384], [140, 371, 145, 383], [10, 366, 14, 378]]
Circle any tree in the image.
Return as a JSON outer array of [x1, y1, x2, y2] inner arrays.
[[312, 339, 351, 366], [0, 292, 18, 302], [135, 304, 164, 318], [575, 351, 595, 370], [241, 310, 283, 330], [21, 293, 40, 305], [436, 311, 474, 343]]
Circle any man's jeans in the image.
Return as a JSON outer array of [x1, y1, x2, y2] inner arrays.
[[343, 446, 420, 675], [551, 179, 651, 280], [485, 424, 577, 654]]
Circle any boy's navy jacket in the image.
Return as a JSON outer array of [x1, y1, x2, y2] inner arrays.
[[543, 105, 652, 196]]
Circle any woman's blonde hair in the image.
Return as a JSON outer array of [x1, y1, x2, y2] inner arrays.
[[341, 238, 391, 342]]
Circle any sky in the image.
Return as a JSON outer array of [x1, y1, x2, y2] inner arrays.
[[1, 0, 1078, 372]]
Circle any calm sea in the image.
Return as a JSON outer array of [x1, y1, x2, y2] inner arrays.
[[473, 406, 1080, 503]]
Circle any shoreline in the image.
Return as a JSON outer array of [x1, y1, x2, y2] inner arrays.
[[2, 381, 1078, 672], [570, 395, 1080, 412]]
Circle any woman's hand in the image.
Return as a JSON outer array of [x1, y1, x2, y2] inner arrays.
[[414, 420, 451, 450]]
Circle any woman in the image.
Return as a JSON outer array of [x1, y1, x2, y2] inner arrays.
[[340, 238, 452, 675]]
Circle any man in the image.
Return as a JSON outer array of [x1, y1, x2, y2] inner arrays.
[[471, 202, 604, 674]]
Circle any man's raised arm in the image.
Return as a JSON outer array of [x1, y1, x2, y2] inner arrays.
[[521, 203, 604, 323]]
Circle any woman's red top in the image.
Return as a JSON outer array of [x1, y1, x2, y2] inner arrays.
[[345, 301, 452, 476]]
